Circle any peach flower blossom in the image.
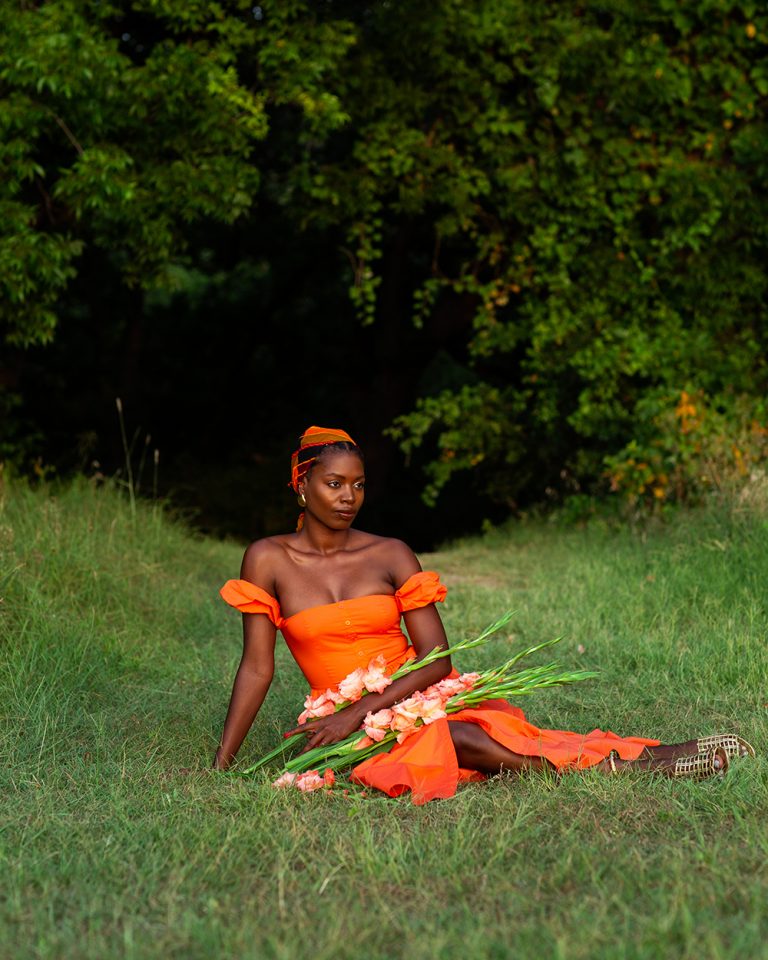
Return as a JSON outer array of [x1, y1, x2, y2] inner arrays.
[[295, 771, 325, 792], [391, 697, 422, 743], [297, 690, 336, 725], [323, 769, 335, 787], [324, 687, 347, 705], [458, 672, 481, 688], [361, 655, 393, 694], [338, 667, 367, 702], [353, 735, 375, 750], [363, 708, 394, 742], [432, 677, 468, 699], [412, 691, 447, 725], [272, 772, 298, 788]]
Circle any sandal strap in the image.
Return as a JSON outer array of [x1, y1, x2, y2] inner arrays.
[[697, 733, 755, 759], [673, 747, 727, 780]]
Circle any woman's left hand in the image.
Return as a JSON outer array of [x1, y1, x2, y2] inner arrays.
[[284, 706, 364, 752]]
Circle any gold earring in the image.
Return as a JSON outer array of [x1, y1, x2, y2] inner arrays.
[[297, 493, 307, 507]]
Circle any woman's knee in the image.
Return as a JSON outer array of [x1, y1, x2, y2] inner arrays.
[[448, 721, 481, 756]]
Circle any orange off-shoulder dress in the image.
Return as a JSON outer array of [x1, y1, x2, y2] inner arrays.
[[220, 571, 659, 804]]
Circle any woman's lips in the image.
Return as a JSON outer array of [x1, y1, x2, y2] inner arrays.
[[335, 510, 355, 520]]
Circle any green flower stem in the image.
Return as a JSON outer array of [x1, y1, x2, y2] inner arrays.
[[236, 732, 305, 775], [388, 609, 517, 681]]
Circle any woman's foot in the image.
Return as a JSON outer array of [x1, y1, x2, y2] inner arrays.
[[642, 734, 755, 762], [600, 746, 728, 780]]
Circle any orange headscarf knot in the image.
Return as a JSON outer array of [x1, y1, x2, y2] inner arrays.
[[290, 425, 357, 493]]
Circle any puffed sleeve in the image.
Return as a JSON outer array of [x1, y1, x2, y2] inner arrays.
[[394, 571, 448, 612], [219, 579, 283, 627]]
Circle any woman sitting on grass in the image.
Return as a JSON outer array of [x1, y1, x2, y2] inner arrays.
[[213, 426, 754, 802]]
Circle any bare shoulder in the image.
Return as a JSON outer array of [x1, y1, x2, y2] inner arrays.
[[358, 534, 422, 586], [239, 536, 290, 590]]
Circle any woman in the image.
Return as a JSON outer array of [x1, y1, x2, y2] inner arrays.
[[214, 426, 752, 802]]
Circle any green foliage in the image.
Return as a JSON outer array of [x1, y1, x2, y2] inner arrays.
[[0, 0, 353, 346], [389, 383, 528, 507], [3, 0, 768, 517], [604, 389, 768, 509], [310, 0, 768, 507]]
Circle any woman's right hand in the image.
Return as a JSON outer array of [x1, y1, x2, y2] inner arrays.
[[284, 701, 368, 752]]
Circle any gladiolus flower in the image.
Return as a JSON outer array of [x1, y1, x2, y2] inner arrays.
[[363, 708, 394, 741], [394, 725, 419, 745], [324, 687, 347, 705], [413, 692, 447, 725], [272, 772, 298, 788], [323, 769, 335, 787], [391, 698, 423, 743], [295, 771, 325, 792], [353, 735, 375, 750], [338, 667, 366, 702], [431, 677, 468, 699], [361, 654, 392, 694], [458, 672, 481, 688], [297, 691, 336, 724]]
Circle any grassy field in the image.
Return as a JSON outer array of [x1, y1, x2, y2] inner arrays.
[[1, 479, 766, 960]]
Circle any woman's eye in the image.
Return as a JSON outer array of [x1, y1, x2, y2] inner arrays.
[[328, 481, 340, 488]]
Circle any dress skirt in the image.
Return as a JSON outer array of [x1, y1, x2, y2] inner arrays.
[[351, 700, 659, 804]]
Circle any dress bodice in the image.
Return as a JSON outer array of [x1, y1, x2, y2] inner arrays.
[[219, 571, 447, 693]]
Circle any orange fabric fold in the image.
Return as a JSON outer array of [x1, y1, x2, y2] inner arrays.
[[352, 720, 460, 803], [394, 571, 448, 611], [219, 579, 283, 627], [290, 424, 356, 492]]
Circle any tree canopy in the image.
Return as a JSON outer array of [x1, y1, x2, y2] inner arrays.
[[2, 0, 767, 534]]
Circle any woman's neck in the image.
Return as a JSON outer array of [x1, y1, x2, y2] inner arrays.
[[296, 516, 355, 555]]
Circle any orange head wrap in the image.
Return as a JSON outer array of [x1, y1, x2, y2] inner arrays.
[[290, 425, 358, 493]]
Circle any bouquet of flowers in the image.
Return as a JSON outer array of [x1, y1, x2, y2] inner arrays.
[[237, 612, 598, 792]]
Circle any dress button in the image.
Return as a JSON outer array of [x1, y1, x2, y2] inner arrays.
[[345, 619, 351, 626]]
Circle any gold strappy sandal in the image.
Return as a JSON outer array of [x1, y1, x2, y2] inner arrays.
[[605, 747, 728, 780], [671, 746, 729, 780], [696, 733, 755, 759]]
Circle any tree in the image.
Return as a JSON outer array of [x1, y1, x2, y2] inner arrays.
[[3, 0, 767, 518], [296, 0, 768, 506], [0, 0, 353, 347]]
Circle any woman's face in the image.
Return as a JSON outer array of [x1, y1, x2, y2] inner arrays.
[[300, 451, 365, 529]]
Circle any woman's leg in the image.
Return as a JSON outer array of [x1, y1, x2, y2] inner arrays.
[[640, 740, 698, 760], [448, 722, 727, 777], [448, 721, 555, 775], [597, 747, 727, 773]]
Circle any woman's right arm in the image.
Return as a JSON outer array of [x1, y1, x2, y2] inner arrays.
[[213, 542, 278, 770], [212, 613, 276, 770]]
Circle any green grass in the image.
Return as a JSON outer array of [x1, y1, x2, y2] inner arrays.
[[1, 479, 766, 960]]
